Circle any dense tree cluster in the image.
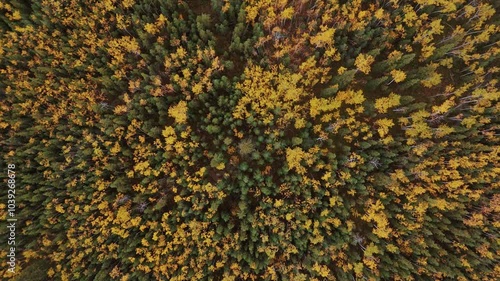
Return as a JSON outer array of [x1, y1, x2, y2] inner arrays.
[[1, 0, 499, 280]]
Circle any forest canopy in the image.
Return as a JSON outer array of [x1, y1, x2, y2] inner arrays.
[[0, 0, 499, 280]]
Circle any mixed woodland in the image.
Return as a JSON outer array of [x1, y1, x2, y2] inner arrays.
[[0, 0, 499, 280]]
